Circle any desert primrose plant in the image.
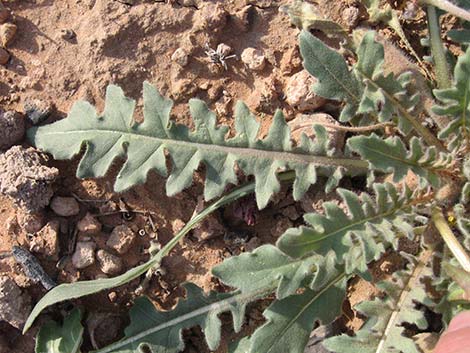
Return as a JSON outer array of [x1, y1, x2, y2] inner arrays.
[[23, 1, 470, 352]]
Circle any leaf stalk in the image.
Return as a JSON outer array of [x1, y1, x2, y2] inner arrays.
[[421, 0, 470, 22], [426, 5, 453, 89], [432, 207, 470, 272]]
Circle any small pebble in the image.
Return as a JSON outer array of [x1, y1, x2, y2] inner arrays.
[[0, 23, 16, 47], [96, 249, 123, 275], [171, 47, 189, 67], [0, 47, 9, 65], [29, 220, 60, 260], [342, 6, 360, 29], [216, 43, 232, 57], [241, 47, 266, 71], [23, 98, 53, 125], [77, 212, 102, 235], [285, 70, 326, 112], [108, 291, 117, 302], [60, 29, 76, 41], [106, 225, 136, 254], [72, 241, 96, 269], [50, 196, 80, 217]]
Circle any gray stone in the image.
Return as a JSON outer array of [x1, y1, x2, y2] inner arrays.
[[241, 47, 266, 71], [29, 220, 60, 259], [171, 48, 189, 67], [0, 276, 31, 329], [50, 196, 80, 217], [107, 225, 136, 254], [72, 241, 96, 269], [77, 212, 102, 235], [96, 249, 123, 275], [0, 146, 58, 212], [23, 98, 53, 125], [285, 70, 326, 112], [0, 110, 24, 150]]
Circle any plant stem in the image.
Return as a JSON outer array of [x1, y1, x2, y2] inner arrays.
[[432, 207, 470, 272], [156, 171, 296, 259], [426, 5, 453, 89], [388, 11, 432, 80], [362, 76, 447, 152], [421, 0, 470, 22]]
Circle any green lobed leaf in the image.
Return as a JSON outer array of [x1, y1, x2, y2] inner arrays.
[[348, 134, 452, 187], [300, 30, 422, 133], [324, 252, 435, 353], [244, 271, 346, 353], [299, 30, 363, 122], [95, 283, 258, 353], [433, 47, 470, 149], [277, 183, 419, 274], [28, 82, 367, 209], [248, 289, 344, 353], [35, 308, 83, 353], [212, 244, 326, 300], [280, 0, 348, 39], [354, 31, 421, 134]]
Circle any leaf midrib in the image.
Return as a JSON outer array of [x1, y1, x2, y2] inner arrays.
[[261, 273, 345, 353], [286, 199, 413, 251], [38, 128, 368, 169], [95, 287, 274, 353]]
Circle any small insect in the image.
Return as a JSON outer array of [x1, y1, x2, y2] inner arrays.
[[11, 246, 56, 290], [204, 43, 237, 70]]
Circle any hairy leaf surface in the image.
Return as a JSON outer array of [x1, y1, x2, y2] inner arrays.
[[301, 30, 421, 133], [35, 308, 83, 353], [212, 245, 336, 299], [324, 251, 435, 353], [95, 283, 255, 353], [433, 47, 470, 149], [348, 134, 452, 186], [299, 30, 363, 122], [28, 82, 366, 209], [277, 183, 419, 273], [280, 0, 348, 38], [246, 274, 346, 353]]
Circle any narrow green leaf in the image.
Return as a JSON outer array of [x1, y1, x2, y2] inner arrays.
[[247, 273, 346, 353], [277, 183, 418, 273], [299, 30, 363, 122], [24, 176, 272, 334], [95, 284, 262, 353], [28, 82, 367, 209], [35, 308, 83, 353], [348, 134, 452, 186], [24, 256, 160, 334], [433, 47, 470, 149]]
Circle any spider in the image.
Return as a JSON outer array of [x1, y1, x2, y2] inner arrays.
[[204, 43, 237, 70]]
